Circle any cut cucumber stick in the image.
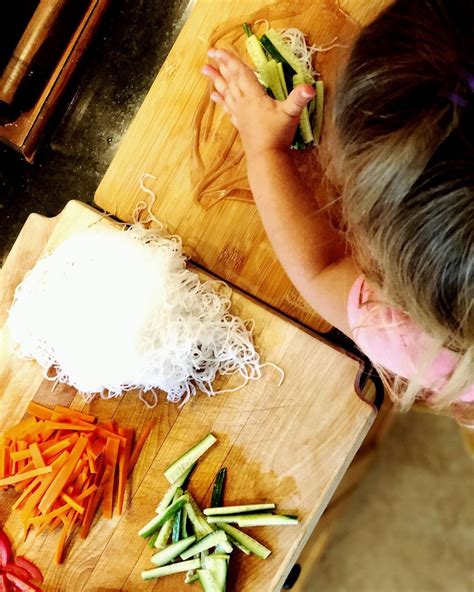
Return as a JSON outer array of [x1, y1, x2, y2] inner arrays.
[[204, 503, 275, 516], [151, 535, 196, 566], [207, 513, 298, 527], [180, 530, 228, 560], [164, 433, 217, 483], [141, 559, 201, 581]]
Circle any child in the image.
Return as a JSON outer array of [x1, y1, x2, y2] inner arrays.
[[202, 0, 473, 425]]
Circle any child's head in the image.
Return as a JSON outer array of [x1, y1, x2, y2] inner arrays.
[[333, 0, 473, 410]]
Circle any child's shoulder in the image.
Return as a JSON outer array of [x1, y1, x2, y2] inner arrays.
[[347, 275, 474, 403]]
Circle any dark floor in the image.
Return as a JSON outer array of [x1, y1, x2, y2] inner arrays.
[[0, 0, 194, 264]]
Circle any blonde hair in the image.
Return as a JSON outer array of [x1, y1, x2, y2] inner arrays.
[[333, 0, 474, 419]]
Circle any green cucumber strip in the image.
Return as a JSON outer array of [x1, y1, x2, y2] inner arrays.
[[139, 494, 188, 537], [312, 80, 324, 144], [245, 36, 268, 86], [204, 503, 275, 516], [154, 517, 173, 549], [208, 513, 298, 527], [218, 523, 271, 559], [227, 536, 250, 555], [238, 513, 299, 527], [164, 433, 217, 483], [151, 535, 196, 566], [277, 62, 288, 98], [155, 463, 195, 514], [141, 559, 201, 581], [187, 494, 214, 537], [293, 74, 314, 143], [204, 556, 227, 590], [147, 531, 159, 548], [243, 22, 253, 38], [181, 503, 189, 538], [264, 29, 314, 83], [264, 60, 285, 101], [180, 530, 228, 560], [210, 468, 227, 508], [197, 569, 221, 592], [185, 501, 207, 538], [172, 508, 183, 544]]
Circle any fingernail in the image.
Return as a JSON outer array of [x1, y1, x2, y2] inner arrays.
[[208, 49, 216, 57], [302, 89, 314, 98]]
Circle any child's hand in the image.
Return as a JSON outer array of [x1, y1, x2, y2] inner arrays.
[[201, 49, 315, 157]]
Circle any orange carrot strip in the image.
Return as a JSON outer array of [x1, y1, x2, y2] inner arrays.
[[42, 435, 78, 457], [103, 438, 119, 519], [0, 465, 51, 486], [43, 421, 95, 432], [11, 477, 41, 510], [60, 493, 84, 514], [55, 521, 69, 564], [128, 418, 157, 475], [76, 484, 98, 502], [10, 448, 32, 462], [16, 441, 28, 471], [80, 465, 112, 539], [39, 436, 88, 514], [95, 426, 126, 447], [86, 445, 96, 474], [29, 443, 46, 469], [0, 444, 7, 479], [27, 401, 53, 421], [69, 458, 86, 485], [89, 438, 104, 460], [53, 406, 96, 424], [117, 427, 134, 514]]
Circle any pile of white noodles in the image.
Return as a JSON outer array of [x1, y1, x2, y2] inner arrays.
[[7, 222, 278, 407]]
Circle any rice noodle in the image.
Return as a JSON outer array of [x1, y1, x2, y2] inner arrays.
[[7, 189, 284, 406], [278, 28, 347, 80]]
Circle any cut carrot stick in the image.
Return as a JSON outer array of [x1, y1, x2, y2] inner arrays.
[[80, 465, 112, 539], [117, 427, 134, 515], [0, 465, 51, 487], [43, 421, 95, 432], [103, 438, 120, 519], [27, 401, 53, 421], [12, 477, 41, 511], [53, 406, 96, 424], [61, 493, 84, 515], [128, 418, 157, 475], [29, 443, 45, 469], [86, 445, 96, 474], [10, 448, 32, 462], [39, 436, 88, 514]]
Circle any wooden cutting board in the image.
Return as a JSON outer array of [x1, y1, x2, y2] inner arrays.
[[95, 0, 390, 333], [0, 201, 376, 591]]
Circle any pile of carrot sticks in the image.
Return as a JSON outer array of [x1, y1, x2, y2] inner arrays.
[[0, 402, 156, 563]]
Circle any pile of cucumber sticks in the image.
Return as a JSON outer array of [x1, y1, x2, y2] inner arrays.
[[139, 433, 298, 590], [243, 23, 324, 149]]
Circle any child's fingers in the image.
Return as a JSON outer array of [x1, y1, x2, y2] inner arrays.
[[202, 65, 229, 97], [208, 48, 264, 98], [283, 84, 315, 118]]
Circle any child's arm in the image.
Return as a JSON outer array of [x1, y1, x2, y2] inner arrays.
[[202, 49, 359, 334]]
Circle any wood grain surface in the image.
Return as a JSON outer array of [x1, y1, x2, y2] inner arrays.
[[95, 0, 390, 333], [0, 201, 376, 591]]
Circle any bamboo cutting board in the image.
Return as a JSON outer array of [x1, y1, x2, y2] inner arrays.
[[0, 201, 376, 591], [95, 0, 390, 333]]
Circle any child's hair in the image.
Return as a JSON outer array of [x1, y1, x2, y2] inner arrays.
[[333, 0, 473, 417]]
